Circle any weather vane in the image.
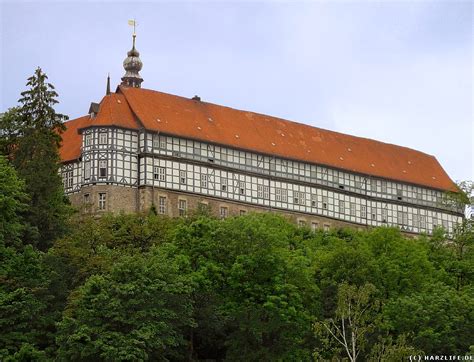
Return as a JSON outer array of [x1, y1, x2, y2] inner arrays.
[[128, 19, 138, 36]]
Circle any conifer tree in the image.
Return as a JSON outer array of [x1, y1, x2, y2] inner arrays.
[[6, 67, 71, 250]]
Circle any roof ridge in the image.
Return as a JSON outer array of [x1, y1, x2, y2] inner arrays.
[[121, 86, 436, 159]]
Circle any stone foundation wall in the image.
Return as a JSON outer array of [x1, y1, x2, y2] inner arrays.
[[67, 185, 368, 230], [138, 186, 366, 231], [68, 185, 139, 214]]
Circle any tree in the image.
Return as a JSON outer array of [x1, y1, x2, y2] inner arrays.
[[171, 213, 319, 361], [56, 246, 196, 361], [0, 156, 29, 248], [383, 282, 473, 354], [314, 282, 379, 362], [3, 67, 71, 249], [0, 245, 52, 358]]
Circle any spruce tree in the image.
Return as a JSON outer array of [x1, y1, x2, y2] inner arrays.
[[8, 67, 71, 250]]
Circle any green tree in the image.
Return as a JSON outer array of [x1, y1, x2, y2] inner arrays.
[[383, 283, 474, 354], [3, 67, 71, 249], [56, 245, 195, 361], [169, 213, 319, 361], [314, 282, 379, 362], [0, 245, 52, 358], [0, 156, 29, 248]]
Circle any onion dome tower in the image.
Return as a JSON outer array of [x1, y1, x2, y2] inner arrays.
[[121, 33, 143, 88]]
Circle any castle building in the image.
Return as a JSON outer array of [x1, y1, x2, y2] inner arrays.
[[59, 35, 464, 234]]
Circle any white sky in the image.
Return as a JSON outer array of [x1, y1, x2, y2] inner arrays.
[[1, 1, 472, 182]]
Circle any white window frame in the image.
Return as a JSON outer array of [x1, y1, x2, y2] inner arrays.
[[220, 206, 228, 219], [201, 174, 208, 188], [99, 131, 108, 145], [98, 192, 107, 210], [84, 161, 91, 180], [158, 196, 166, 214], [99, 160, 107, 178], [179, 170, 187, 184], [154, 166, 166, 181], [178, 199, 187, 216]]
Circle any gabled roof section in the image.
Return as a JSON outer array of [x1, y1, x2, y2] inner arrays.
[[90, 92, 139, 129], [60, 92, 140, 162], [119, 86, 456, 191]]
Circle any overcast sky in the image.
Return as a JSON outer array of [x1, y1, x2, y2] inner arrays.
[[1, 1, 472, 182]]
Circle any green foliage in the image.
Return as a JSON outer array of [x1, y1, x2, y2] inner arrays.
[[0, 156, 30, 248], [1, 67, 71, 250], [314, 282, 380, 361], [1, 211, 473, 359], [0, 245, 59, 358], [56, 246, 195, 361], [383, 283, 474, 354]]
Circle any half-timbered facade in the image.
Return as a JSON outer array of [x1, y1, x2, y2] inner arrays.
[[59, 36, 464, 234]]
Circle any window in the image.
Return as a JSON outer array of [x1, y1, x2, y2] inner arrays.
[[154, 166, 166, 181], [381, 181, 387, 194], [179, 170, 187, 184], [276, 188, 288, 202], [381, 209, 388, 223], [158, 196, 166, 214], [193, 147, 201, 156], [153, 135, 167, 149], [98, 193, 106, 210], [85, 134, 92, 146], [420, 215, 426, 229], [323, 224, 330, 231], [370, 179, 377, 192], [240, 210, 247, 216], [413, 214, 419, 228], [220, 206, 228, 219], [361, 205, 367, 218], [294, 191, 305, 205], [311, 194, 317, 208], [322, 196, 328, 209], [239, 181, 246, 195], [83, 193, 90, 204], [397, 211, 408, 226], [311, 222, 319, 231], [257, 185, 269, 199], [84, 161, 91, 180], [442, 220, 449, 230], [338, 200, 345, 214], [221, 178, 227, 191], [99, 132, 108, 145], [99, 160, 107, 178], [350, 202, 356, 216], [178, 199, 187, 216], [396, 189, 403, 200], [201, 174, 208, 188], [298, 220, 306, 227], [67, 171, 73, 188]]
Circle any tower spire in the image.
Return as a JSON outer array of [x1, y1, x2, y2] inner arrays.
[[106, 73, 111, 95], [121, 20, 143, 88]]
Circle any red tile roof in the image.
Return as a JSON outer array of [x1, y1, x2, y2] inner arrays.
[[60, 86, 457, 191]]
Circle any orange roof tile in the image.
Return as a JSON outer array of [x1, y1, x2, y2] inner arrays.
[[60, 115, 90, 162], [60, 86, 457, 192]]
